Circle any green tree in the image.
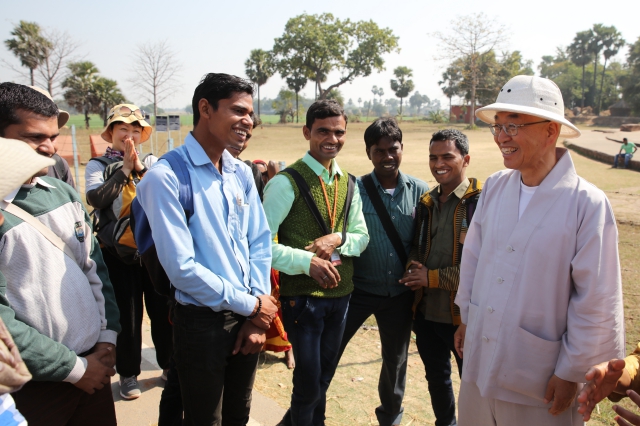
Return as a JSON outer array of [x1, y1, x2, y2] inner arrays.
[[281, 66, 307, 123], [62, 61, 99, 129], [439, 65, 462, 119], [4, 20, 51, 86], [273, 13, 399, 100], [93, 77, 126, 126], [432, 14, 507, 125], [597, 26, 626, 113], [325, 88, 344, 106], [409, 91, 430, 116], [588, 24, 608, 107], [568, 30, 594, 108], [245, 49, 275, 118], [390, 67, 414, 116], [272, 89, 296, 123], [621, 37, 640, 115]]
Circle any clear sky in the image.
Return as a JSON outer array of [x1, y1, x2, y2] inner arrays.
[[1, 0, 638, 110]]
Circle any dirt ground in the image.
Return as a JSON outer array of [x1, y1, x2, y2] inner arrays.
[[65, 121, 640, 425]]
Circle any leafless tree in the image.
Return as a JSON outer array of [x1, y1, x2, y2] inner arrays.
[[128, 40, 182, 119], [37, 29, 80, 97], [432, 14, 507, 125]]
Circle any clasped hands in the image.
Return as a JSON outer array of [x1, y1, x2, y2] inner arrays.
[[121, 138, 145, 176], [399, 261, 428, 290], [306, 234, 342, 289], [233, 294, 278, 356]]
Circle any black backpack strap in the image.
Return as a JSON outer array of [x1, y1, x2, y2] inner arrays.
[[361, 173, 408, 266], [338, 173, 356, 247], [52, 153, 67, 180], [283, 168, 330, 235]]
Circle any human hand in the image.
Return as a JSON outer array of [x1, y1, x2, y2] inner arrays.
[[250, 295, 278, 330], [399, 261, 427, 290], [305, 234, 342, 260], [73, 347, 116, 394], [613, 390, 640, 425], [544, 374, 578, 415], [232, 320, 266, 355], [122, 138, 141, 175], [309, 256, 341, 289], [92, 342, 116, 368], [578, 359, 627, 421], [0, 319, 31, 394], [454, 323, 466, 359]]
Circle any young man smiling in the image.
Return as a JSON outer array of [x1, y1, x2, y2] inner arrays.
[[0, 82, 120, 425], [400, 129, 480, 426], [453, 75, 624, 425], [262, 100, 369, 426], [136, 73, 277, 425], [337, 118, 427, 426]]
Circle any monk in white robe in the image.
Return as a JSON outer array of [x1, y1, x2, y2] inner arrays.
[[454, 75, 625, 426]]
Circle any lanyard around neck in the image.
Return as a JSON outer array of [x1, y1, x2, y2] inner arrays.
[[318, 174, 339, 232]]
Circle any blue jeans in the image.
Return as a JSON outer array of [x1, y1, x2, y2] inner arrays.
[[614, 153, 633, 168], [413, 316, 463, 426], [279, 294, 351, 426]]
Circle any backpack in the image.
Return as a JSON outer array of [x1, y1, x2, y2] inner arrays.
[[130, 147, 252, 298], [89, 154, 152, 264]]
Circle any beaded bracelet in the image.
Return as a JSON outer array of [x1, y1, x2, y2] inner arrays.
[[247, 297, 262, 320]]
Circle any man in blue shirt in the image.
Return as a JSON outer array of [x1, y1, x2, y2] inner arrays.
[[136, 73, 278, 425], [337, 118, 428, 426]]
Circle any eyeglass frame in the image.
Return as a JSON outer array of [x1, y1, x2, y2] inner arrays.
[[489, 120, 551, 137], [108, 106, 145, 121]]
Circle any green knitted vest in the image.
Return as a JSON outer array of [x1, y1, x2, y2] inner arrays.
[[279, 160, 354, 298]]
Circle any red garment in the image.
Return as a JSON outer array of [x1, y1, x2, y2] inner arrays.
[[264, 269, 291, 352]]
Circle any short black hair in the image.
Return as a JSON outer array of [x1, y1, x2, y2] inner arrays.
[[430, 129, 469, 156], [0, 82, 59, 136], [192, 73, 255, 127], [305, 99, 348, 130], [364, 117, 402, 149]]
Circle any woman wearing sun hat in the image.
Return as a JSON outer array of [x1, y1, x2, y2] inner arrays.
[[85, 104, 173, 400]]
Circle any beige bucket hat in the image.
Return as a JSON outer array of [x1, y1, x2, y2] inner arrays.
[[475, 75, 581, 139], [28, 86, 69, 129], [101, 104, 152, 143], [0, 137, 56, 200]]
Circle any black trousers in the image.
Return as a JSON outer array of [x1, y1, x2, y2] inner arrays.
[[102, 249, 173, 377], [14, 380, 116, 426], [338, 288, 414, 426], [413, 315, 462, 426], [173, 303, 259, 426]]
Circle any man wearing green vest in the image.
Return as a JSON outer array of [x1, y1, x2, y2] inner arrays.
[[263, 99, 369, 426]]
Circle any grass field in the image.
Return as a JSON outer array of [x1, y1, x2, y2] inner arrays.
[[63, 121, 639, 425]]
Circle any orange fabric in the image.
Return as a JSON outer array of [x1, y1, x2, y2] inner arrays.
[[264, 269, 292, 352]]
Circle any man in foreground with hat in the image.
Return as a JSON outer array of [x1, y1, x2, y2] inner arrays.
[[0, 82, 120, 425], [453, 75, 625, 425]]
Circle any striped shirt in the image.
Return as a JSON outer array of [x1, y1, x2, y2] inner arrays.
[[353, 171, 428, 297]]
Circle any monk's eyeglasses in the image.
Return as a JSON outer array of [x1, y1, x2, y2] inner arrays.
[[489, 120, 551, 137]]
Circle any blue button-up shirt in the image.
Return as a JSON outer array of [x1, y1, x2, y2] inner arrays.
[[353, 170, 428, 297], [136, 133, 272, 316]]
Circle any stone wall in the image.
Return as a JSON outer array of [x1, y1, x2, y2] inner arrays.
[[563, 140, 640, 171]]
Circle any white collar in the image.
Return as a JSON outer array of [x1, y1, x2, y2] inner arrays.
[[4, 177, 56, 203]]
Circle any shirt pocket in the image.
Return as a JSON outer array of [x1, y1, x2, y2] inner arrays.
[[497, 326, 562, 401], [235, 203, 250, 237]]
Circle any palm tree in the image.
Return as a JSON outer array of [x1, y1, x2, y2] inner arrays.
[[285, 71, 307, 123], [589, 24, 607, 106], [94, 77, 126, 126], [245, 49, 275, 118], [4, 21, 51, 85], [597, 27, 626, 114], [62, 61, 100, 129], [390, 66, 415, 117], [567, 30, 594, 109]]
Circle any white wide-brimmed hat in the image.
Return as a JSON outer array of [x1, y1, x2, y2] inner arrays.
[[475, 75, 581, 139], [0, 137, 56, 200], [28, 86, 69, 129]]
